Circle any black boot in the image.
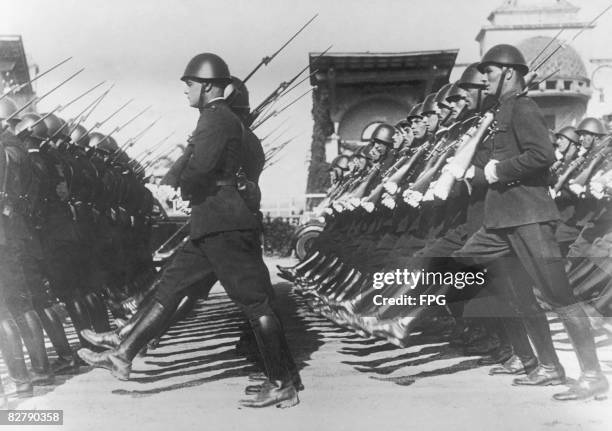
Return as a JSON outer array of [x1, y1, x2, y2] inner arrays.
[[81, 291, 160, 350], [65, 297, 98, 351], [490, 355, 538, 375], [0, 318, 33, 397], [512, 311, 565, 386], [14, 311, 54, 385], [37, 307, 79, 375], [553, 304, 609, 401], [240, 314, 299, 408], [277, 251, 321, 280], [84, 292, 111, 333], [149, 294, 197, 349], [513, 313, 565, 386], [78, 300, 174, 380]]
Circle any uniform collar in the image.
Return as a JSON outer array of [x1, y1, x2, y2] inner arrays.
[[201, 97, 227, 110]]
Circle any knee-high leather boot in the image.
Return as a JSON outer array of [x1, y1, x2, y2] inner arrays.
[[299, 255, 334, 282], [277, 250, 321, 279], [553, 303, 609, 401], [84, 292, 111, 333], [14, 311, 54, 385], [0, 318, 33, 397], [240, 313, 299, 408], [148, 293, 198, 349], [65, 297, 99, 351], [37, 307, 79, 375], [78, 300, 174, 380], [81, 289, 161, 350]]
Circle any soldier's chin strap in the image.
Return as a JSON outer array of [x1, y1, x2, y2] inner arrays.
[[494, 67, 510, 101], [476, 88, 483, 112]]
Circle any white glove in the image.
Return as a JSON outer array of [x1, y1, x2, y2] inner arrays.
[[484, 160, 499, 184]]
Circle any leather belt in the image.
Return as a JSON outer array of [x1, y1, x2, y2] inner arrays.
[[215, 179, 237, 187]]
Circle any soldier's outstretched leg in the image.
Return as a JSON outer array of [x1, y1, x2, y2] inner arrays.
[[77, 298, 176, 378], [0, 317, 33, 398]]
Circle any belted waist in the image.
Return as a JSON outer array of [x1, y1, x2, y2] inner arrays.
[[215, 179, 237, 187]]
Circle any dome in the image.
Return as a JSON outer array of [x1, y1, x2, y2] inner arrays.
[[517, 36, 587, 80]]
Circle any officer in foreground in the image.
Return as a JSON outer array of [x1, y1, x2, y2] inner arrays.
[[78, 53, 300, 408]]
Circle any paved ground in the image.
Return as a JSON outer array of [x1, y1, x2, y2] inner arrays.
[[3, 257, 612, 431]]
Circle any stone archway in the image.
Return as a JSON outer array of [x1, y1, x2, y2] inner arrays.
[[338, 96, 409, 143]]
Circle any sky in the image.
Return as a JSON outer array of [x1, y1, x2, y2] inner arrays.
[[3, 0, 612, 206]]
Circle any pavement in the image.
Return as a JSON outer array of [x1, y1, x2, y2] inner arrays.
[[3, 257, 612, 431]]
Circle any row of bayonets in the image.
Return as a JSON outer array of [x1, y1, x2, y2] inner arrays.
[[1, 13, 328, 175]]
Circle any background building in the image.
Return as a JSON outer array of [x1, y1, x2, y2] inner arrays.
[[305, 50, 457, 201], [0, 35, 36, 110]]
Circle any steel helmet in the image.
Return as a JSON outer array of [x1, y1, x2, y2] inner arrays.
[[181, 53, 231, 83], [370, 123, 396, 147], [458, 62, 487, 89], [0, 97, 18, 120], [421, 93, 438, 115], [71, 123, 90, 147], [554, 126, 579, 144], [477, 44, 529, 76], [446, 82, 469, 102], [330, 154, 350, 171], [406, 103, 423, 121], [576, 117, 607, 136], [15, 113, 48, 140], [41, 113, 65, 138], [97, 135, 119, 154], [88, 132, 108, 148], [435, 83, 453, 109]]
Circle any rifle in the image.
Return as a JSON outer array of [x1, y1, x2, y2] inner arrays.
[[432, 111, 496, 200], [65, 84, 114, 138], [0, 56, 72, 102], [31, 81, 106, 141], [3, 68, 85, 126], [251, 88, 313, 129], [83, 98, 133, 136], [124, 120, 163, 155], [100, 106, 152, 151], [243, 14, 318, 84]]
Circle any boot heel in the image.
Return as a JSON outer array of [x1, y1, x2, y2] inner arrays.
[[276, 393, 299, 409]]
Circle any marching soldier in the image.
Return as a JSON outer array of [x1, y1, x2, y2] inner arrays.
[[452, 44, 608, 401], [78, 53, 300, 408]]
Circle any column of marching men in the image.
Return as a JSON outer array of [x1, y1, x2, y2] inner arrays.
[[1, 51, 305, 409], [0, 97, 158, 401], [279, 43, 612, 402]]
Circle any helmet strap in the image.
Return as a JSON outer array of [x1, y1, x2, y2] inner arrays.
[[494, 67, 510, 101]]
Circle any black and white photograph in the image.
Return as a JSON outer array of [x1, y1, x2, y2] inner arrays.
[[1, 0, 612, 429]]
